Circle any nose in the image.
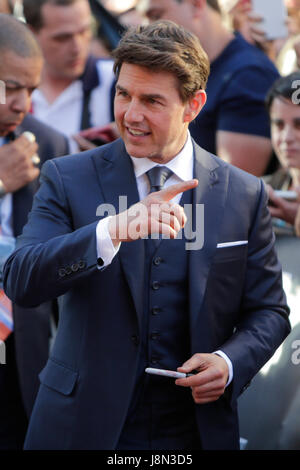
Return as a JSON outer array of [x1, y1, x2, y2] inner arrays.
[[282, 124, 296, 143], [124, 99, 144, 124], [70, 34, 82, 55], [70, 29, 90, 56], [11, 89, 31, 115]]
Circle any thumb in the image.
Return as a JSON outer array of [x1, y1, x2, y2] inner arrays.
[[157, 179, 198, 202]]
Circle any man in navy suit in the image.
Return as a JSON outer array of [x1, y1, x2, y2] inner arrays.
[[0, 13, 69, 448], [4, 20, 290, 450]]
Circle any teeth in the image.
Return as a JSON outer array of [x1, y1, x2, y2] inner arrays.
[[129, 129, 146, 136]]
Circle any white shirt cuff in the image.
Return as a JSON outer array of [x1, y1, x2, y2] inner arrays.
[[96, 216, 121, 268], [213, 350, 233, 387]]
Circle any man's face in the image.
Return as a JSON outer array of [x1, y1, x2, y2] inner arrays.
[[0, 50, 42, 136], [34, 0, 92, 80], [114, 63, 201, 163], [270, 97, 300, 170], [144, 0, 196, 32]]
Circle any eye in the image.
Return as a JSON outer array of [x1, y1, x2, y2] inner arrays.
[[117, 89, 129, 98], [272, 120, 284, 131], [80, 26, 91, 37], [149, 13, 161, 20], [147, 9, 163, 21], [54, 34, 72, 43], [5, 85, 21, 95], [147, 97, 163, 106]]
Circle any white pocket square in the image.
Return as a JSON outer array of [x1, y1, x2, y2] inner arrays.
[[217, 241, 248, 249]]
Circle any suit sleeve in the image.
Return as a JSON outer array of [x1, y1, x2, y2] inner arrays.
[[3, 159, 100, 307], [220, 179, 290, 403]]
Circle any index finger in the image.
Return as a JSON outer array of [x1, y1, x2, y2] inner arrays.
[[175, 368, 212, 388], [156, 179, 198, 202]]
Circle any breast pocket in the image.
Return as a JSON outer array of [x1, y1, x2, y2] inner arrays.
[[213, 244, 248, 263]]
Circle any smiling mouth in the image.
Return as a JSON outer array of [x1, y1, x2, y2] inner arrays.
[[127, 127, 150, 137]]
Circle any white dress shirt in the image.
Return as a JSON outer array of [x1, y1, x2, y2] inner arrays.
[[95, 132, 193, 265], [31, 60, 115, 153], [94, 132, 233, 385]]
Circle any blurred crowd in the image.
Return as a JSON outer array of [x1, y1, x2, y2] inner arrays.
[[0, 0, 300, 451]]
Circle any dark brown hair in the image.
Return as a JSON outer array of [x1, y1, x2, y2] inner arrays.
[[23, 0, 82, 30], [175, 0, 220, 11], [113, 20, 210, 103], [206, 0, 221, 13]]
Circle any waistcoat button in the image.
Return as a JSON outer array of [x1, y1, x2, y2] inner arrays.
[[150, 331, 160, 340], [150, 356, 159, 364], [152, 307, 161, 315], [153, 257, 162, 266]]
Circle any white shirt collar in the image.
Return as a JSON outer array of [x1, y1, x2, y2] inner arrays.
[[32, 80, 82, 108], [130, 131, 194, 182]]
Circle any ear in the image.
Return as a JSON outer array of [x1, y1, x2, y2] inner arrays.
[[183, 90, 207, 123]]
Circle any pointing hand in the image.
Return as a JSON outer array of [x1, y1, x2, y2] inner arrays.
[[108, 179, 198, 245]]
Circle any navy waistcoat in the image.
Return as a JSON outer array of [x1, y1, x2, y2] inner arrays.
[[118, 188, 200, 449]]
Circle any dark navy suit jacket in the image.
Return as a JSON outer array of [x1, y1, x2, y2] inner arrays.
[[11, 113, 69, 417], [3, 138, 290, 449]]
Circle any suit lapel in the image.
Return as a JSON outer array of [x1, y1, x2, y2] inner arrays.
[[188, 143, 229, 341], [92, 140, 145, 331]]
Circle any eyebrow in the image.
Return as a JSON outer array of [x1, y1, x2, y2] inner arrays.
[[51, 22, 91, 39], [4, 79, 24, 87], [116, 84, 166, 102], [271, 117, 300, 124], [3, 79, 40, 90]]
